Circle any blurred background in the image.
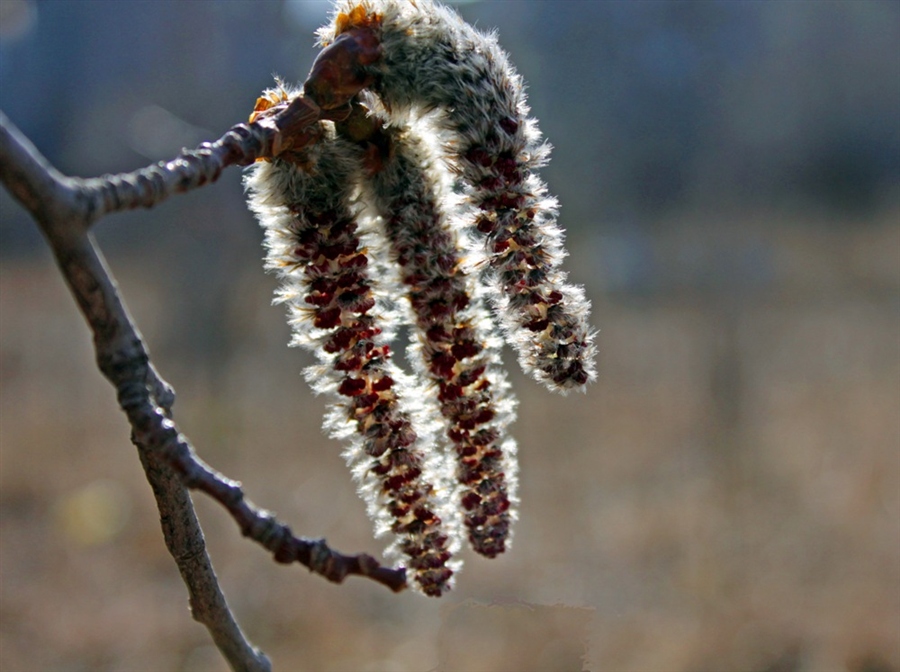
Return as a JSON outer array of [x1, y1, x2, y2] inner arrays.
[[1, 1, 897, 670]]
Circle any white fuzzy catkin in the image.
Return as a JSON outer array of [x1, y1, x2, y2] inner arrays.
[[242, 0, 596, 596], [361, 118, 519, 558], [245, 92, 460, 596], [318, 0, 597, 392]]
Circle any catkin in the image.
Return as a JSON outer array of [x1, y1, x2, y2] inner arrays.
[[360, 118, 519, 558], [319, 0, 596, 392], [245, 93, 459, 595]]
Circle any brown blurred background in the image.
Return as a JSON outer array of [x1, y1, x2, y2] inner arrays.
[[1, 1, 898, 670]]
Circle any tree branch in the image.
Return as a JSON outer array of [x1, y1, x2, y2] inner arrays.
[[0, 108, 407, 670], [76, 122, 271, 223], [0, 94, 320, 230]]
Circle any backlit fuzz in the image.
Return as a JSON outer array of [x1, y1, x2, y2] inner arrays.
[[356, 113, 519, 558], [245, 86, 460, 596], [244, 0, 594, 595], [317, 0, 597, 390]]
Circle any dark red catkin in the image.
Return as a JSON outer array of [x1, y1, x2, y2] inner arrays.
[[355, 115, 519, 558], [245, 85, 459, 596]]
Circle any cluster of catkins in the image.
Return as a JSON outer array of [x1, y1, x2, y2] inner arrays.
[[245, 0, 595, 597]]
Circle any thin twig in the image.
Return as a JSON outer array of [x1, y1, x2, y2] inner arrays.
[[0, 109, 407, 670], [49, 94, 320, 226]]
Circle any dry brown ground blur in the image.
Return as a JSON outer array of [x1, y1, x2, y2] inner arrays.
[[1, 212, 898, 671]]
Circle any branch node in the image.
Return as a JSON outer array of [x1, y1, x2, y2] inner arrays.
[[308, 539, 348, 583]]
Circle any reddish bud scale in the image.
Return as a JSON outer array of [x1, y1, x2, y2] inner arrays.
[[361, 123, 517, 558], [338, 377, 367, 396]]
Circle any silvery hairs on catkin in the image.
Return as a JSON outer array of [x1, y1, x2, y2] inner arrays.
[[319, 0, 597, 393], [359, 117, 520, 559], [242, 0, 596, 596], [244, 102, 461, 596]]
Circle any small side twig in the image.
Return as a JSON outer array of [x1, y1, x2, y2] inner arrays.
[[128, 386, 407, 594], [0, 104, 406, 671], [77, 123, 271, 222], [11, 95, 322, 228]]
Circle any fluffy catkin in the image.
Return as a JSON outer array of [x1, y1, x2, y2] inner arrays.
[[360, 118, 519, 558], [319, 0, 597, 393], [245, 104, 459, 596]]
